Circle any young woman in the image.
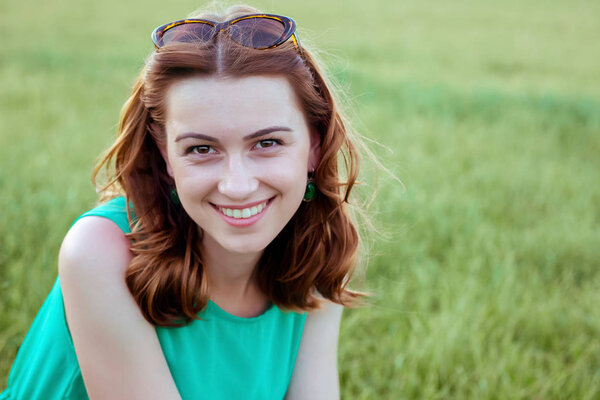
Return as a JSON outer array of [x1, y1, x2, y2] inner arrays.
[[1, 4, 368, 399]]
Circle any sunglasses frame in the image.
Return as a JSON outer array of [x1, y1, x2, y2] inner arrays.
[[151, 13, 301, 53]]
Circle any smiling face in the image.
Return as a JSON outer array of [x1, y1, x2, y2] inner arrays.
[[161, 75, 320, 258]]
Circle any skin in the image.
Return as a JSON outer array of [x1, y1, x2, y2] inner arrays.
[[60, 75, 343, 399]]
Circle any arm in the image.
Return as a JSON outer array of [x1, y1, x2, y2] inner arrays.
[[59, 216, 181, 400], [285, 301, 344, 400]]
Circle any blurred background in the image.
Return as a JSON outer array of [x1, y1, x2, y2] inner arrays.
[[1, 0, 599, 398]]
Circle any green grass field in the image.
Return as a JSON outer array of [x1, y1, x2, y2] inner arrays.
[[1, 0, 599, 398]]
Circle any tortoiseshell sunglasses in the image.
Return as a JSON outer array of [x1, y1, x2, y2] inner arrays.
[[151, 14, 301, 53]]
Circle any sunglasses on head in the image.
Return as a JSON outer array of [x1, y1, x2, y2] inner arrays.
[[151, 13, 301, 53]]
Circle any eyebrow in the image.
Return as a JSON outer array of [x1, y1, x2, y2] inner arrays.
[[174, 126, 293, 143]]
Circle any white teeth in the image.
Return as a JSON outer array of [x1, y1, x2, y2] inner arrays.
[[218, 201, 269, 219]]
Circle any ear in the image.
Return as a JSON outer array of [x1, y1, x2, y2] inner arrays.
[[307, 129, 321, 172], [159, 144, 174, 178]]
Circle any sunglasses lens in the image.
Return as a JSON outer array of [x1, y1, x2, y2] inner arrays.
[[228, 17, 287, 49], [162, 22, 216, 46]]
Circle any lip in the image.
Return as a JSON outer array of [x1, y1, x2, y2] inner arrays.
[[211, 197, 274, 227]]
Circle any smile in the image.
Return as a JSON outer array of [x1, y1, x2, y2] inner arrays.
[[217, 200, 269, 219]]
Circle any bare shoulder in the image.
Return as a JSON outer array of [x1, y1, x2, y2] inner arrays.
[[58, 216, 132, 282], [299, 300, 343, 355], [286, 301, 344, 400], [58, 217, 181, 398], [306, 300, 344, 326], [58, 215, 134, 331]]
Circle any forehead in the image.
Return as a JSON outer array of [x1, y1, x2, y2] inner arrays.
[[165, 75, 306, 136]]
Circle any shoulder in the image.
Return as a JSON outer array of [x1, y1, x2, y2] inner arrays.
[[306, 301, 343, 326], [59, 215, 132, 284], [57, 216, 181, 398], [286, 301, 343, 400], [300, 301, 343, 352]]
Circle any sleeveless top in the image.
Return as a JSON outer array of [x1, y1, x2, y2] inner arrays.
[[0, 197, 307, 400]]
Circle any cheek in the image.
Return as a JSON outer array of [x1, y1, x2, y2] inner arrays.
[[172, 164, 219, 198], [260, 157, 307, 185], [261, 162, 307, 208]]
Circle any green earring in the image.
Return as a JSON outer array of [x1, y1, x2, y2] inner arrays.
[[170, 188, 180, 205], [303, 175, 316, 202]]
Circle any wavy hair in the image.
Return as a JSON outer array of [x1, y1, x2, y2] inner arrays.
[[93, 4, 368, 326]]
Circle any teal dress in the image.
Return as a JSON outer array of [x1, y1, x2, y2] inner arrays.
[[0, 197, 307, 400]]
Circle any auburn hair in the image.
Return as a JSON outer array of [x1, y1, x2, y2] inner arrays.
[[93, 4, 368, 326]]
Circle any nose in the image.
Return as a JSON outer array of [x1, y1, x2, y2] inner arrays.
[[217, 155, 259, 200]]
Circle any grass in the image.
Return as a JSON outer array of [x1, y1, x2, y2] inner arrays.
[[1, 0, 599, 398]]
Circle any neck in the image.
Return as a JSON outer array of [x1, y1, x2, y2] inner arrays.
[[200, 234, 263, 298], [199, 234, 271, 318]]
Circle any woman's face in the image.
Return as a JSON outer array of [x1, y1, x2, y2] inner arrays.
[[161, 75, 320, 257]]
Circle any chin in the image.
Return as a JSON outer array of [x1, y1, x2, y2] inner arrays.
[[216, 235, 274, 256]]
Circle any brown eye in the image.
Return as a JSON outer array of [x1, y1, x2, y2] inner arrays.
[[254, 139, 281, 149], [189, 145, 215, 154]]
